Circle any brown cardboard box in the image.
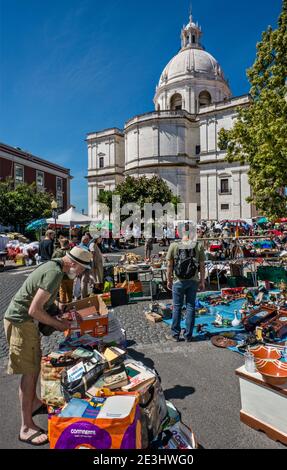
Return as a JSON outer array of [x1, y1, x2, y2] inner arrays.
[[62, 294, 108, 316], [63, 295, 109, 337], [145, 312, 163, 323]]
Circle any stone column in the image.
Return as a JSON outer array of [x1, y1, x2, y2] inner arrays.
[[200, 173, 209, 220], [232, 170, 242, 219]]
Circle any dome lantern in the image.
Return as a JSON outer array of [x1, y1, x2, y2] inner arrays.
[[181, 11, 202, 50]]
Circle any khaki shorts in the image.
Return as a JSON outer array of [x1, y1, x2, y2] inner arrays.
[[4, 319, 41, 375]]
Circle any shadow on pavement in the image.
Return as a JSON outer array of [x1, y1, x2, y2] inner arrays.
[[126, 347, 155, 370], [164, 384, 195, 400]]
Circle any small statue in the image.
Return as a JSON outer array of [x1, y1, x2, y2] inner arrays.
[[231, 310, 241, 327], [215, 313, 223, 326]]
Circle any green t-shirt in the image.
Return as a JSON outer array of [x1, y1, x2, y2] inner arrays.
[[166, 241, 205, 282], [4, 259, 64, 323]]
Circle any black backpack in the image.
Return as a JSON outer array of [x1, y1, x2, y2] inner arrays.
[[174, 246, 198, 279]]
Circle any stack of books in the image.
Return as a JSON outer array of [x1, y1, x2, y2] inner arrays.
[[103, 364, 129, 390]]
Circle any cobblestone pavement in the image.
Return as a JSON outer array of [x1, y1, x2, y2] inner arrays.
[[0, 251, 284, 449]]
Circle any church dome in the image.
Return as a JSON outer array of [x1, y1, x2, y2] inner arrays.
[[154, 13, 231, 113], [159, 48, 225, 86]]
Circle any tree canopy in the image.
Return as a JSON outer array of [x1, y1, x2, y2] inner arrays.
[[0, 179, 53, 229], [98, 175, 180, 212], [218, 0, 287, 219]]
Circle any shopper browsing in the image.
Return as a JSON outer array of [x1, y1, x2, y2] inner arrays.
[[4, 247, 92, 446]]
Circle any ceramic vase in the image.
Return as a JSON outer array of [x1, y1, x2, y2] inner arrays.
[[231, 310, 241, 327]]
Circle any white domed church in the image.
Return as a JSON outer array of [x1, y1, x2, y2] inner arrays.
[[87, 13, 255, 221]]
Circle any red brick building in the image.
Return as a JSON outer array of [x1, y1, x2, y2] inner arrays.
[[0, 142, 72, 211]]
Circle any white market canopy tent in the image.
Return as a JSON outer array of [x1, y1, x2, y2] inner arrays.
[[46, 207, 92, 226]]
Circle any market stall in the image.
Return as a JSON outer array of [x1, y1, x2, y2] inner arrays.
[[40, 294, 197, 449]]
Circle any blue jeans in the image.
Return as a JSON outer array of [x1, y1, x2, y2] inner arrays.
[[171, 280, 198, 339]]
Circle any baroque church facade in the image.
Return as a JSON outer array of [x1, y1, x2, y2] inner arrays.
[[87, 14, 256, 222]]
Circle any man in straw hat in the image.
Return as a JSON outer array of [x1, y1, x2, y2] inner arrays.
[[4, 247, 92, 446]]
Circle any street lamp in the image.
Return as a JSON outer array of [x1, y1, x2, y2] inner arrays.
[[51, 199, 58, 243]]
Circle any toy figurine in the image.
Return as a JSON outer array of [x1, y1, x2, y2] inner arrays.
[[231, 310, 241, 327], [215, 313, 223, 326]]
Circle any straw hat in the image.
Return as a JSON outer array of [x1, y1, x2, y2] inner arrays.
[[66, 246, 92, 269]]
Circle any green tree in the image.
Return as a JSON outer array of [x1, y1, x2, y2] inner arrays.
[[0, 179, 53, 230], [98, 175, 180, 210], [115, 175, 180, 207], [218, 0, 287, 219], [97, 190, 113, 212]]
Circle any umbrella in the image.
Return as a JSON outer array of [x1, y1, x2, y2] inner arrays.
[[257, 217, 268, 225], [26, 219, 48, 231], [93, 221, 113, 230]]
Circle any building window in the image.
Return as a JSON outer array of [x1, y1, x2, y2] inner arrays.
[[196, 145, 201, 155], [36, 170, 44, 191], [197, 205, 201, 212], [56, 177, 63, 209], [199, 90, 212, 107], [196, 183, 201, 193], [14, 164, 24, 186], [170, 93, 182, 111], [220, 179, 229, 193], [99, 157, 104, 168], [221, 204, 229, 210], [192, 35, 196, 44]]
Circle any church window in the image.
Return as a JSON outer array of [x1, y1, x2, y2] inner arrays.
[[196, 145, 201, 155], [170, 93, 182, 111], [220, 179, 229, 193], [196, 183, 201, 193], [192, 35, 196, 44], [197, 205, 201, 212], [99, 157, 104, 168], [221, 204, 229, 210], [199, 90, 212, 107]]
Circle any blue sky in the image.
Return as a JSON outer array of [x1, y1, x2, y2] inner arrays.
[[0, 0, 283, 212]]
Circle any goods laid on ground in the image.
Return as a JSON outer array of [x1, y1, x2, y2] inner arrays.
[[41, 295, 197, 449], [120, 253, 143, 264], [6, 239, 39, 264], [174, 284, 287, 445]]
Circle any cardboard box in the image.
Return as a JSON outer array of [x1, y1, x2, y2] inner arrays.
[[62, 294, 108, 316], [63, 295, 108, 337], [145, 312, 163, 323]]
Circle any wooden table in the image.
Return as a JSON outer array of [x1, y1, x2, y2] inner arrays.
[[235, 365, 287, 445]]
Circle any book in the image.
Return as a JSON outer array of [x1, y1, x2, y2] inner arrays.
[[82, 397, 106, 419], [121, 361, 155, 391], [96, 396, 136, 419], [103, 364, 129, 390], [60, 398, 89, 417], [66, 361, 85, 383], [71, 347, 94, 359], [103, 346, 126, 367]]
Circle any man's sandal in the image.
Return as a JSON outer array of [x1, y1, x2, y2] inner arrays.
[[18, 429, 49, 446]]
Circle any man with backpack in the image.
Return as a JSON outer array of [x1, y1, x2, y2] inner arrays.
[[166, 223, 205, 342]]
